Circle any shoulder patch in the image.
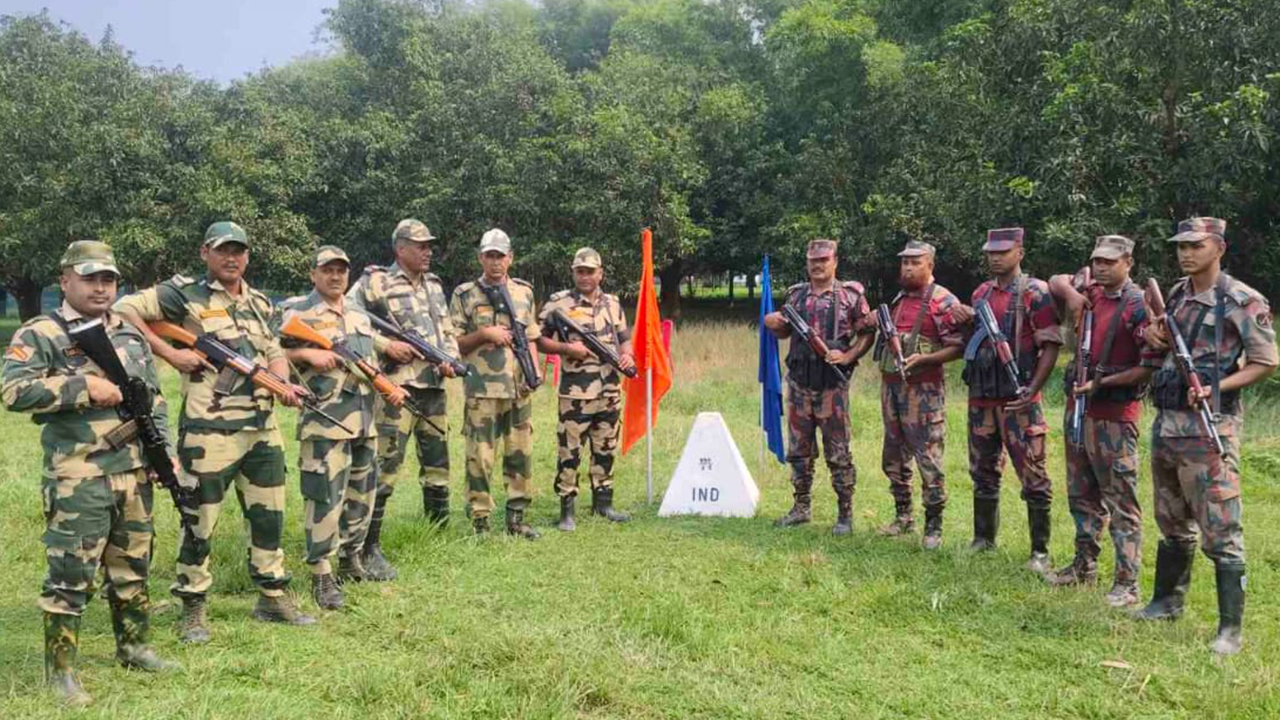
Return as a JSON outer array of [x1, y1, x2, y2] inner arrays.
[[511, 278, 533, 289], [4, 343, 31, 362], [841, 280, 865, 294], [454, 281, 477, 296]]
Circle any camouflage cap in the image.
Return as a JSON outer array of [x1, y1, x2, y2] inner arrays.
[[806, 238, 837, 259], [897, 240, 936, 258], [1090, 234, 1134, 260], [479, 228, 512, 255], [314, 245, 350, 267], [60, 240, 120, 277], [392, 218, 435, 244], [571, 247, 602, 269], [1168, 216, 1227, 244], [982, 227, 1024, 252], [204, 221, 249, 250]]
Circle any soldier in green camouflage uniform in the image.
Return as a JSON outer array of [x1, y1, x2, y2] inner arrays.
[[535, 247, 636, 531], [449, 229, 543, 539], [1134, 217, 1277, 656], [278, 246, 395, 609], [347, 218, 458, 580], [115, 221, 316, 642], [3, 241, 177, 707]]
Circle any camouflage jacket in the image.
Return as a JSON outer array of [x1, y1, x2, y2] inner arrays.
[[114, 275, 285, 432], [275, 292, 379, 441], [449, 276, 541, 399], [537, 289, 631, 399], [1145, 274, 1278, 438], [346, 262, 458, 389], [2, 304, 170, 479]]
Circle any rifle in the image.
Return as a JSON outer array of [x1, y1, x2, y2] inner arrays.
[[365, 311, 471, 378], [1145, 279, 1224, 455], [149, 320, 354, 434], [1067, 269, 1093, 447], [479, 283, 542, 391], [875, 303, 909, 383], [67, 319, 195, 530], [547, 308, 637, 378], [279, 315, 444, 435], [970, 299, 1028, 397], [780, 304, 852, 381]]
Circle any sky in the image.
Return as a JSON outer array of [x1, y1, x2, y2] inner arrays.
[[1, 0, 338, 83]]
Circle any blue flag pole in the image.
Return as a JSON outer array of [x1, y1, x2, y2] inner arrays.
[[758, 255, 786, 465]]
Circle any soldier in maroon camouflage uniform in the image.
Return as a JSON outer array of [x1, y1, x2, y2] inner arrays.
[[957, 228, 1062, 573], [763, 239, 875, 535], [1134, 217, 1277, 656], [1047, 235, 1157, 607], [874, 240, 965, 549]]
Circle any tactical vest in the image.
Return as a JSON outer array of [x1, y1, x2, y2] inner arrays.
[[785, 284, 853, 391], [1151, 275, 1241, 415], [875, 284, 939, 378], [963, 279, 1039, 398], [1061, 282, 1150, 404]]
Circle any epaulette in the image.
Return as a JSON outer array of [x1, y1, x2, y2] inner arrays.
[[424, 272, 441, 283], [548, 289, 572, 302], [169, 274, 196, 287], [511, 278, 533, 289], [1225, 279, 1263, 307], [1168, 278, 1190, 301], [279, 294, 307, 310], [362, 264, 385, 277], [841, 280, 865, 295], [785, 282, 807, 297], [454, 280, 477, 295]]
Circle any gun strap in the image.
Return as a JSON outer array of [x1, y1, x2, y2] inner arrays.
[[1212, 274, 1233, 415], [905, 283, 935, 352], [1013, 276, 1026, 361], [1096, 282, 1137, 373]]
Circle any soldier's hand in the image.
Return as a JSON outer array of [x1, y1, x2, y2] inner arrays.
[[484, 326, 513, 347], [903, 353, 925, 371], [950, 304, 975, 325], [1005, 390, 1035, 412], [825, 349, 845, 365], [1067, 295, 1093, 330], [618, 352, 636, 373], [86, 375, 124, 408], [386, 384, 408, 407], [437, 362, 457, 378], [1145, 322, 1170, 351], [278, 384, 305, 408], [307, 349, 343, 372], [166, 348, 206, 375], [1188, 385, 1212, 407], [762, 312, 786, 332], [1073, 379, 1097, 396], [566, 341, 591, 361], [385, 341, 417, 364]]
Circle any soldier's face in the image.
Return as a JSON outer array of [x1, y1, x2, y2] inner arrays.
[[1176, 239, 1224, 275], [395, 240, 432, 274], [201, 243, 249, 286], [807, 255, 835, 283], [1090, 256, 1131, 288], [984, 247, 1022, 276], [61, 270, 118, 317], [312, 261, 350, 301], [480, 250, 512, 281], [574, 266, 603, 294], [898, 255, 932, 288]]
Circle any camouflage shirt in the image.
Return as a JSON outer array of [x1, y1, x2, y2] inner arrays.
[[2, 303, 170, 479], [113, 275, 285, 432], [275, 292, 379, 441], [880, 283, 965, 384], [449, 277, 541, 399], [537, 289, 631, 399], [346, 262, 459, 389]]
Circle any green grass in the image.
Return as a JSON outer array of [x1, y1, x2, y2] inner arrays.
[[1, 318, 1279, 718]]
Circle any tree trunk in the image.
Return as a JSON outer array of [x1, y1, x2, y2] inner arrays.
[[658, 261, 684, 320], [727, 273, 734, 302], [11, 276, 45, 321], [747, 272, 756, 300]]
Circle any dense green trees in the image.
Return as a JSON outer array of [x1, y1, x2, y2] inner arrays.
[[2, 0, 1278, 319]]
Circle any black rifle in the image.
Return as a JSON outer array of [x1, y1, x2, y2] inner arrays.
[[1146, 279, 1224, 455], [780, 304, 852, 381], [875, 303, 909, 383], [966, 299, 1028, 397], [364, 311, 471, 378], [68, 319, 195, 529], [480, 283, 542, 391], [548, 308, 637, 378]]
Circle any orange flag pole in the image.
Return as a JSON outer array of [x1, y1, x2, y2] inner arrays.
[[622, 228, 673, 504]]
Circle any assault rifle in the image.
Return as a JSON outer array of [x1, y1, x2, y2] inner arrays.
[[875, 303, 909, 383], [365, 311, 471, 378], [970, 299, 1028, 397], [780, 304, 852, 382], [547, 308, 637, 378], [479, 283, 542, 391], [1067, 269, 1093, 447], [1145, 279, 1224, 455]]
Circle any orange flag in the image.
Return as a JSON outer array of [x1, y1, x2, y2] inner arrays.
[[622, 228, 673, 455]]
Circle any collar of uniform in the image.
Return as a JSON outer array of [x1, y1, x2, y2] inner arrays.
[[1099, 279, 1131, 300], [898, 281, 935, 299], [389, 262, 423, 287], [571, 289, 604, 307], [1184, 283, 1220, 307], [58, 301, 119, 328], [306, 289, 346, 316], [806, 282, 837, 297], [205, 276, 252, 298], [478, 275, 507, 289], [993, 272, 1025, 293]]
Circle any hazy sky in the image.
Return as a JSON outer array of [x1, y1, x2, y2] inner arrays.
[[1, 0, 338, 82]]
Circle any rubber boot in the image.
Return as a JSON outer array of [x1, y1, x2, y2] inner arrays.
[[774, 493, 812, 528], [1026, 503, 1052, 575], [252, 593, 318, 626], [558, 495, 577, 532], [422, 485, 449, 526], [361, 487, 398, 581], [1209, 562, 1246, 655], [111, 595, 178, 671], [473, 515, 491, 535], [591, 487, 631, 522], [336, 552, 368, 584], [505, 507, 541, 540], [832, 489, 853, 536], [1134, 540, 1194, 621], [177, 594, 211, 644], [44, 612, 91, 707], [968, 497, 999, 551], [311, 573, 344, 611], [922, 504, 944, 550], [878, 498, 915, 536], [1047, 553, 1098, 587]]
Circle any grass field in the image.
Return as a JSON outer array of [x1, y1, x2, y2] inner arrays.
[[1, 313, 1279, 719]]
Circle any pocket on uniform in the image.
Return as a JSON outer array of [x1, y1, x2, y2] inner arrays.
[[1205, 467, 1241, 503], [299, 453, 332, 504]]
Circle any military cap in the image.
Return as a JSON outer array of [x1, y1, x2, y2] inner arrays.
[[982, 227, 1024, 252], [572, 247, 602, 269], [392, 218, 435, 244], [60, 240, 120, 277], [479, 228, 512, 255], [1168, 217, 1227, 244], [898, 240, 936, 258], [314, 245, 350, 267], [806, 238, 837, 259], [1090, 235, 1134, 260], [204, 221, 249, 249]]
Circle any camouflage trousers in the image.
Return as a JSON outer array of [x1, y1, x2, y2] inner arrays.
[[968, 401, 1052, 504], [464, 395, 533, 519], [881, 380, 947, 509], [173, 427, 290, 599], [1151, 431, 1244, 564], [1064, 415, 1142, 582], [300, 436, 378, 576], [376, 386, 448, 490], [555, 395, 621, 498], [786, 382, 856, 497], [39, 469, 152, 615]]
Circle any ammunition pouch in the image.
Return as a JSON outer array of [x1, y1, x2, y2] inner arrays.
[[1152, 366, 1238, 414], [963, 347, 1036, 399], [787, 338, 850, 390], [877, 335, 938, 378]]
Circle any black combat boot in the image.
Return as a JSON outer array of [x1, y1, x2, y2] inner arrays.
[[110, 594, 178, 671], [774, 493, 812, 528], [1047, 552, 1098, 587], [878, 498, 915, 536], [44, 612, 91, 707], [336, 552, 369, 584], [591, 487, 631, 522], [311, 573, 344, 611], [473, 515, 491, 535], [922, 504, 944, 550], [252, 593, 318, 626], [1134, 540, 1194, 621], [832, 489, 854, 536], [361, 488, 398, 581], [422, 485, 450, 526], [1210, 562, 1246, 655], [1026, 503, 1052, 575], [558, 495, 576, 532], [968, 496, 999, 551], [177, 594, 211, 644], [505, 507, 541, 540]]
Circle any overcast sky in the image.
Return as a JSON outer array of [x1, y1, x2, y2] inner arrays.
[[1, 0, 338, 82]]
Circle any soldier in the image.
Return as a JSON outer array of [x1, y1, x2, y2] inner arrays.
[[762, 238, 875, 535], [874, 241, 966, 549], [958, 228, 1061, 573], [115, 221, 316, 642], [278, 246, 399, 609], [1135, 217, 1276, 656], [3, 241, 177, 707], [347, 218, 457, 581], [535, 247, 636, 531], [449, 228, 543, 539], [1046, 236, 1157, 607]]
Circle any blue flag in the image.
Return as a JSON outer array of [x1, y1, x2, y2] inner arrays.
[[758, 255, 786, 463]]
